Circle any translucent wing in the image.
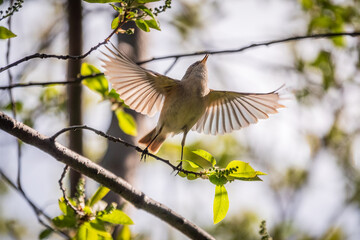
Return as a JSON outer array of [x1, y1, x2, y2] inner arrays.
[[193, 88, 284, 135], [101, 46, 180, 117]]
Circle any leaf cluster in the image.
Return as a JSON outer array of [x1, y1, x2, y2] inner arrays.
[[178, 149, 266, 224], [84, 0, 171, 33], [40, 185, 133, 240]]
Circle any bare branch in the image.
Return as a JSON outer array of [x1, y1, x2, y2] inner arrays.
[[137, 31, 360, 64], [50, 125, 202, 176], [0, 111, 215, 240]]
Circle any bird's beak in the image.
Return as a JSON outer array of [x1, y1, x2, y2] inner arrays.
[[201, 54, 209, 64]]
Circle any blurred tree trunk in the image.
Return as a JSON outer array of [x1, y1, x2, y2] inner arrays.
[[66, 0, 83, 196], [102, 21, 143, 205]]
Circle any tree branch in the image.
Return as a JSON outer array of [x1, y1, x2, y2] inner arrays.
[[50, 125, 202, 176], [137, 31, 360, 64], [0, 111, 215, 240]]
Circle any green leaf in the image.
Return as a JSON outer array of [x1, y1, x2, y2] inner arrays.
[[77, 221, 112, 240], [209, 174, 228, 186], [89, 219, 113, 238], [192, 149, 216, 167], [88, 186, 110, 207], [135, 19, 150, 32], [0, 26, 17, 39], [136, 0, 160, 3], [58, 198, 76, 217], [98, 209, 134, 225], [138, 6, 155, 19], [117, 225, 131, 240], [39, 228, 53, 239], [52, 215, 77, 228], [83, 0, 123, 3], [186, 173, 198, 180], [301, 0, 313, 10], [213, 185, 229, 224], [81, 63, 108, 97], [225, 160, 266, 181], [180, 159, 204, 169], [108, 89, 121, 100], [115, 109, 137, 136], [145, 19, 161, 31], [111, 16, 120, 29]]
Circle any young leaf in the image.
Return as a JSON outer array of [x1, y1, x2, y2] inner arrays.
[[84, 0, 123, 3], [115, 109, 137, 136], [117, 225, 131, 240], [39, 228, 53, 239], [52, 215, 77, 228], [225, 160, 266, 181], [192, 149, 216, 167], [209, 174, 228, 186], [135, 19, 150, 32], [180, 159, 204, 169], [0, 26, 17, 39], [145, 19, 161, 31], [58, 198, 76, 217], [136, 0, 160, 3], [97, 209, 134, 225], [213, 185, 229, 224], [88, 186, 110, 207], [89, 219, 113, 238], [81, 63, 109, 97], [111, 16, 120, 29]]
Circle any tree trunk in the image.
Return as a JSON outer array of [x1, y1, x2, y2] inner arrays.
[[66, 0, 83, 196]]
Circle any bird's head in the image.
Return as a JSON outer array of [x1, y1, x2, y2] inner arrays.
[[182, 54, 209, 80]]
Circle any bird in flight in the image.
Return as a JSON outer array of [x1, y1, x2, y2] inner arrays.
[[102, 46, 284, 166]]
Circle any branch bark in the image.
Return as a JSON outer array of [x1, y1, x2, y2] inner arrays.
[[0, 111, 215, 240]]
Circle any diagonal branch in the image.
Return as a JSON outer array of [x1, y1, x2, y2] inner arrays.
[[0, 111, 215, 240]]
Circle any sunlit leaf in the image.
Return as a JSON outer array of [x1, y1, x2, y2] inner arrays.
[[213, 185, 229, 224], [117, 225, 131, 240], [0, 26, 16, 39], [145, 19, 161, 31], [111, 16, 120, 29], [58, 198, 76, 217], [88, 186, 110, 207], [225, 160, 266, 181], [84, 0, 123, 3], [97, 209, 134, 225], [115, 109, 137, 136], [135, 19, 150, 32], [136, 0, 160, 3], [81, 63, 109, 97], [180, 159, 204, 169], [39, 228, 53, 239], [192, 149, 216, 167]]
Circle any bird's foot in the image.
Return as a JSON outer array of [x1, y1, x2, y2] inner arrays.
[[140, 148, 149, 161], [173, 162, 183, 175]]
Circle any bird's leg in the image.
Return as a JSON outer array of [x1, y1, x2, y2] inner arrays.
[[176, 130, 188, 171], [141, 128, 162, 161]]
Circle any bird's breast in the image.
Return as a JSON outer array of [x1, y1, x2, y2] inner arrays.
[[158, 86, 207, 134]]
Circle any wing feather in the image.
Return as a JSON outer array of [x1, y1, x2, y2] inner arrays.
[[192, 88, 284, 135], [101, 45, 180, 117]]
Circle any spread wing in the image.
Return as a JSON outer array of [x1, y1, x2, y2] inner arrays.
[[192, 88, 284, 135], [101, 46, 180, 117]]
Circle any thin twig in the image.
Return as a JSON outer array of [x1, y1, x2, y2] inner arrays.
[[164, 57, 179, 75], [0, 169, 71, 239], [137, 31, 360, 64], [50, 125, 202, 176], [0, 73, 104, 90], [0, 23, 125, 74], [58, 165, 84, 216]]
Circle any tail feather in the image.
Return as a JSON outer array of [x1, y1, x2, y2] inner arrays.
[[138, 128, 166, 154]]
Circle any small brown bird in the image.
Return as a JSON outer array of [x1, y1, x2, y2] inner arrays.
[[102, 46, 284, 164]]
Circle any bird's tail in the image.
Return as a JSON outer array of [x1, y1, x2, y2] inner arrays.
[[138, 128, 166, 154]]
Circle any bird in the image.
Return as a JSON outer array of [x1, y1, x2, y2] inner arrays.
[[101, 45, 284, 166]]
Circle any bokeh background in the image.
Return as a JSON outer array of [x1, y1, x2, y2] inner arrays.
[[1, 0, 360, 239]]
